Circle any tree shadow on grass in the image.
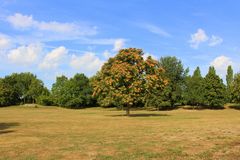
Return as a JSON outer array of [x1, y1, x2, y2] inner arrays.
[[0, 122, 20, 135], [107, 113, 170, 117]]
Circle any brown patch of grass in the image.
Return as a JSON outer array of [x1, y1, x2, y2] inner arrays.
[[0, 106, 239, 159]]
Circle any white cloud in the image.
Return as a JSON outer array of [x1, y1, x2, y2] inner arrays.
[[39, 46, 67, 69], [189, 29, 223, 49], [140, 23, 171, 37], [210, 55, 233, 76], [0, 34, 11, 49], [189, 28, 209, 49], [113, 39, 125, 51], [209, 35, 223, 46], [7, 43, 42, 65], [7, 13, 97, 36], [7, 13, 35, 28], [143, 52, 158, 60], [70, 52, 104, 74]]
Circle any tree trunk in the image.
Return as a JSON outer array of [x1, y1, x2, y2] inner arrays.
[[126, 106, 130, 116]]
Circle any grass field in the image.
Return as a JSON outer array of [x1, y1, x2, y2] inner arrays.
[[0, 106, 240, 160]]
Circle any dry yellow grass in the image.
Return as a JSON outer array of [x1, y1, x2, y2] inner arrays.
[[0, 106, 240, 160]]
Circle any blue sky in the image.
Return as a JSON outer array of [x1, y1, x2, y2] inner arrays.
[[0, 0, 240, 87]]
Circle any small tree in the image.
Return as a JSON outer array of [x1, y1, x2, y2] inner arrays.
[[51, 75, 69, 106], [203, 66, 226, 108], [184, 67, 204, 106], [226, 65, 234, 102], [231, 73, 240, 103]]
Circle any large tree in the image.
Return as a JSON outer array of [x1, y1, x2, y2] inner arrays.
[[203, 66, 226, 108], [158, 56, 187, 108], [92, 48, 167, 115], [183, 67, 204, 106], [0, 72, 49, 106]]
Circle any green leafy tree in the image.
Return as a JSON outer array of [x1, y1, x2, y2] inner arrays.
[[0, 72, 49, 106], [231, 73, 240, 103], [51, 74, 94, 108], [92, 48, 167, 115], [183, 67, 205, 106], [204, 66, 226, 108], [226, 65, 234, 102], [51, 75, 69, 106], [0, 79, 19, 106], [27, 79, 49, 103], [64, 74, 94, 108], [158, 56, 187, 108]]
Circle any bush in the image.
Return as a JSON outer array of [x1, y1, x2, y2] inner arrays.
[[37, 95, 54, 106], [145, 95, 172, 110], [228, 104, 240, 110]]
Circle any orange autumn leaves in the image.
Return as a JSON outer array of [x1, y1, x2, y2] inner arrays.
[[92, 48, 168, 107]]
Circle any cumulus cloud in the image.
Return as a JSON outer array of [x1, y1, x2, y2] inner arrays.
[[189, 29, 223, 49], [113, 39, 125, 51], [209, 35, 223, 46], [70, 52, 104, 74], [140, 23, 171, 37], [189, 28, 209, 48], [210, 55, 233, 76], [7, 43, 42, 65], [7, 13, 97, 36], [39, 46, 67, 69], [7, 13, 35, 28]]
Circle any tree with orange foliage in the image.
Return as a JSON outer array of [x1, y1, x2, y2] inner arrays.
[[92, 48, 167, 116]]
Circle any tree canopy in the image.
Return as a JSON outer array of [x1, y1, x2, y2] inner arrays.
[[51, 73, 94, 108], [203, 67, 226, 108], [183, 67, 205, 106], [158, 56, 188, 108], [0, 73, 48, 107], [92, 48, 167, 115]]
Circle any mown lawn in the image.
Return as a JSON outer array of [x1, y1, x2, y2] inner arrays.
[[0, 106, 240, 160]]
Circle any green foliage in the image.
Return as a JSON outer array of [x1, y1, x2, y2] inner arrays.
[[159, 56, 187, 107], [0, 72, 49, 107], [226, 65, 234, 102], [36, 95, 54, 106], [51, 73, 94, 108], [183, 67, 205, 106], [203, 67, 226, 108], [51, 75, 69, 106], [231, 73, 240, 103], [0, 79, 18, 106]]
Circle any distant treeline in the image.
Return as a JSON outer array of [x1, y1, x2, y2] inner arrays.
[[1, 48, 240, 112]]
